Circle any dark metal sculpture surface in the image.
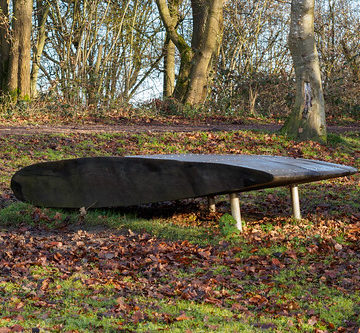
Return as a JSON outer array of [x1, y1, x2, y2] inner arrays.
[[11, 154, 357, 208]]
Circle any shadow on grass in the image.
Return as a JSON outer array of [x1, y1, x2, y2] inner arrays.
[[0, 201, 222, 246]]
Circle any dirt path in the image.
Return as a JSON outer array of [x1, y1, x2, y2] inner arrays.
[[0, 123, 359, 135]]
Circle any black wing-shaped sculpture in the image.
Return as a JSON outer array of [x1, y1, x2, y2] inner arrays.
[[11, 154, 357, 209]]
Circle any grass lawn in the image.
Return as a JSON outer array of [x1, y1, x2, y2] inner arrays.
[[0, 128, 359, 332]]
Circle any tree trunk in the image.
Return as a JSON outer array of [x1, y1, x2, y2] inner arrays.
[[30, 0, 50, 98], [163, 33, 176, 98], [0, 0, 10, 91], [87, 44, 103, 106], [6, 0, 33, 99], [161, 0, 179, 98], [6, 1, 20, 96], [185, 0, 223, 104], [156, 0, 224, 105], [281, 0, 327, 142]]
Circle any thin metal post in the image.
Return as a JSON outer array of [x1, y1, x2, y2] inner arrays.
[[290, 185, 301, 220], [208, 195, 216, 213], [229, 193, 242, 232]]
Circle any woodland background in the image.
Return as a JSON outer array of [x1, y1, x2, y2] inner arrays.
[[0, 0, 359, 124], [0, 0, 360, 331]]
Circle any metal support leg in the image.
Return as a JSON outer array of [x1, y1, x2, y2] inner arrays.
[[230, 193, 242, 232], [208, 196, 216, 213], [290, 185, 301, 220]]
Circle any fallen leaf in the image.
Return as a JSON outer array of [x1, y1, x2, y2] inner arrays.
[[328, 322, 335, 329], [198, 249, 211, 258], [307, 316, 318, 326], [176, 313, 192, 321], [206, 325, 219, 330], [79, 207, 87, 216], [271, 258, 281, 266], [231, 303, 248, 311], [53, 252, 62, 261], [10, 325, 24, 332], [334, 243, 343, 251], [41, 278, 53, 291], [48, 241, 63, 248], [249, 295, 268, 305], [132, 311, 144, 324], [104, 253, 115, 259], [253, 323, 277, 330], [0, 328, 11, 333], [15, 302, 25, 310]]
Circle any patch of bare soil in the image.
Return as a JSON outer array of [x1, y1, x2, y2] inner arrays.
[[0, 123, 359, 135]]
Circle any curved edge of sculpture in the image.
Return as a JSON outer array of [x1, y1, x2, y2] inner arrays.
[[11, 154, 358, 209]]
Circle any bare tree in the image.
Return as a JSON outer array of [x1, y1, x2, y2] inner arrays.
[[30, 0, 50, 98], [213, 0, 290, 115], [281, 0, 327, 142], [42, 0, 161, 106], [156, 0, 224, 105]]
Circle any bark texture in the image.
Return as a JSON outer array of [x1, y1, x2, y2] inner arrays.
[[4, 0, 33, 99], [0, 0, 10, 90], [156, 0, 224, 105], [30, 1, 50, 97], [185, 0, 223, 104], [281, 0, 327, 142], [162, 0, 179, 98], [163, 34, 176, 98]]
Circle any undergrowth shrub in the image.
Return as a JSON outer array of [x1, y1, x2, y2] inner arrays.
[[209, 71, 360, 123]]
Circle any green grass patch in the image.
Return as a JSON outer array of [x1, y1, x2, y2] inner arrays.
[[0, 127, 359, 331]]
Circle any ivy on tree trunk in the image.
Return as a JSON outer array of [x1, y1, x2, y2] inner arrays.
[[156, 0, 224, 105]]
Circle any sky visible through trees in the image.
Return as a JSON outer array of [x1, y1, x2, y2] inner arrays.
[[0, 0, 358, 121]]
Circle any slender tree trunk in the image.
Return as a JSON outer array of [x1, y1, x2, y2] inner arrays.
[[30, 1, 50, 98], [0, 0, 10, 91], [18, 0, 33, 99], [281, 0, 327, 142], [87, 44, 103, 105], [163, 33, 175, 98], [7, 1, 21, 95], [163, 0, 178, 99], [7, 0, 33, 99], [249, 83, 258, 116]]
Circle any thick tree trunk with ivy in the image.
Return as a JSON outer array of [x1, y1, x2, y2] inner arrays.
[[281, 0, 327, 142], [156, 0, 224, 105], [2, 0, 33, 99]]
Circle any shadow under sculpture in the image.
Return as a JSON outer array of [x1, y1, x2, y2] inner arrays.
[[11, 154, 358, 232]]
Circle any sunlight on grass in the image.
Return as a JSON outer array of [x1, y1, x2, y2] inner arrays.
[[0, 202, 221, 245], [0, 128, 359, 332]]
